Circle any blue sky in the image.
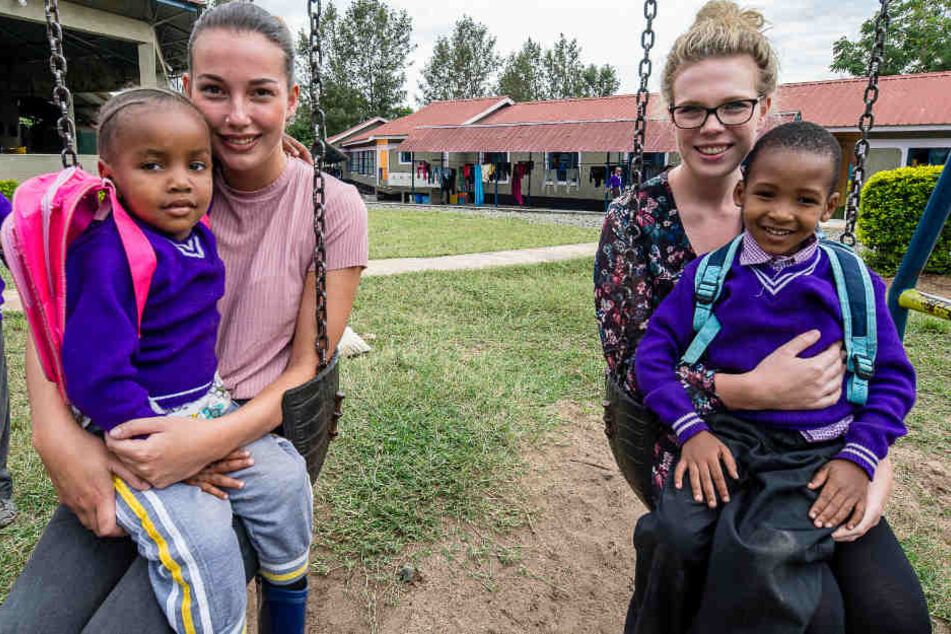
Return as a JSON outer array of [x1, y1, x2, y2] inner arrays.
[[260, 0, 882, 106]]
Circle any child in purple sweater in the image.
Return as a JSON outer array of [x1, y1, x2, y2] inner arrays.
[[634, 122, 916, 634], [62, 88, 312, 634]]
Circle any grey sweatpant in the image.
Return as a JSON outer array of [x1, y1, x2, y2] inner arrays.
[[114, 432, 313, 634]]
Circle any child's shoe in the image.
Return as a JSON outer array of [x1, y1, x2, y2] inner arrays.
[[258, 579, 307, 634]]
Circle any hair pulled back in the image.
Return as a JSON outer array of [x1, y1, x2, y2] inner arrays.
[[97, 87, 208, 162], [188, 2, 296, 86], [662, 0, 778, 105]]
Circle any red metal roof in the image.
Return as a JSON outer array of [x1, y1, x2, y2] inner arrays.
[[398, 114, 797, 154], [774, 71, 951, 127], [328, 117, 387, 145], [342, 97, 511, 145], [480, 94, 668, 124], [348, 73, 949, 153]]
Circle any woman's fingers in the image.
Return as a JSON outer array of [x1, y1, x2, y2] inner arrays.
[[778, 330, 822, 356], [108, 416, 168, 440], [108, 456, 152, 492]]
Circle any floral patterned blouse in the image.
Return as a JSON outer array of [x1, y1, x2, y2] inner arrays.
[[594, 172, 722, 497]]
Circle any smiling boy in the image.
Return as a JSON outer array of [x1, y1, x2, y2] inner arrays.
[[632, 121, 916, 634]]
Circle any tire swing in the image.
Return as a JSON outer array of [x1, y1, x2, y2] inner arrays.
[[602, 0, 893, 511], [278, 0, 346, 484], [602, 0, 665, 511]]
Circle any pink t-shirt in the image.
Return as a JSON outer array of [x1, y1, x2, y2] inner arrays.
[[211, 158, 368, 399]]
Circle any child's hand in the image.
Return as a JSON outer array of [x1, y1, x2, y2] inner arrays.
[[675, 431, 739, 508], [808, 459, 869, 530], [184, 449, 253, 500]]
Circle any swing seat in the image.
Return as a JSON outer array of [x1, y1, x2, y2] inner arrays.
[[280, 351, 344, 482], [603, 377, 663, 510]]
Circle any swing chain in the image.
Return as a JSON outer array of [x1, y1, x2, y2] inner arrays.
[[630, 0, 657, 201], [44, 0, 79, 169], [842, 0, 890, 247], [309, 0, 330, 369]]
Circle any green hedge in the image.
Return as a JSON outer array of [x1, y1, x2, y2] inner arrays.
[[0, 180, 17, 200], [857, 165, 948, 275]]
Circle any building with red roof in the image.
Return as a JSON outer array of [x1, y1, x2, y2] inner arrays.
[[337, 72, 949, 210]]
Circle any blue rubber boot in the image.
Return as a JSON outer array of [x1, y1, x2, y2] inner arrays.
[[258, 579, 307, 634]]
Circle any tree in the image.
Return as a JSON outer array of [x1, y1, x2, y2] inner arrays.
[[419, 16, 500, 103], [580, 64, 620, 98], [290, 0, 414, 140], [830, 0, 951, 76], [497, 39, 546, 102], [497, 34, 620, 101]]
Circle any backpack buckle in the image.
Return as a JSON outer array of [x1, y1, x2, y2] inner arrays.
[[695, 279, 718, 304], [851, 354, 874, 380]]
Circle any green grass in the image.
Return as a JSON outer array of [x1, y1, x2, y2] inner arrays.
[[894, 312, 951, 624], [368, 208, 599, 259], [313, 258, 603, 570], [0, 260, 947, 629]]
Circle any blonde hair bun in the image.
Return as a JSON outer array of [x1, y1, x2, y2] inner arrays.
[[662, 0, 778, 105], [692, 0, 765, 31]]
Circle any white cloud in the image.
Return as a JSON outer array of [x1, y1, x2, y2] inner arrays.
[[256, 0, 881, 105]]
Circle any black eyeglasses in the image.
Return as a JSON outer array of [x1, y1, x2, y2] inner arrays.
[[669, 97, 763, 129]]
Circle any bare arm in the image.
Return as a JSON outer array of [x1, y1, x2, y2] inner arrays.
[[107, 267, 362, 488], [26, 337, 149, 537]]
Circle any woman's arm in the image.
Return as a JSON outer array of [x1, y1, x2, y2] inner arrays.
[[107, 267, 362, 488], [26, 338, 149, 536], [714, 330, 846, 410]]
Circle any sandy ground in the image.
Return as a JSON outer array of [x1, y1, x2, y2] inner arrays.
[[249, 401, 645, 633], [243, 396, 951, 634]]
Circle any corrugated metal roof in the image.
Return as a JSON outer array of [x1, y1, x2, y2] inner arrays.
[[480, 93, 668, 124], [342, 97, 511, 145], [774, 71, 951, 127], [398, 114, 797, 153], [345, 72, 949, 153], [327, 117, 387, 145]]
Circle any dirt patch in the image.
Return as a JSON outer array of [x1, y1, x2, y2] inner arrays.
[[283, 400, 645, 633], [244, 405, 950, 633]]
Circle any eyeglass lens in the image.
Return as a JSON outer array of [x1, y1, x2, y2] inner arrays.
[[672, 101, 756, 129]]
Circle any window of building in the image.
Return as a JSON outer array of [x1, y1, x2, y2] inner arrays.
[[546, 152, 580, 183], [399, 151, 412, 164], [906, 147, 950, 167]]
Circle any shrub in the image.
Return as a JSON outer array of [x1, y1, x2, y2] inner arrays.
[[857, 165, 948, 275], [0, 180, 17, 201]]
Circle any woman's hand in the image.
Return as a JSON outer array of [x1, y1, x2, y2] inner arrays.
[[106, 416, 227, 489], [35, 425, 149, 537], [184, 449, 254, 500], [715, 330, 845, 410], [832, 455, 893, 542], [282, 134, 313, 165]]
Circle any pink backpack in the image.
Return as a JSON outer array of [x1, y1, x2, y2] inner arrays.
[[1, 167, 158, 399]]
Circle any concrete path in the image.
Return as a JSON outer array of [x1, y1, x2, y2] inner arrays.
[[0, 242, 599, 311], [364, 242, 598, 277]]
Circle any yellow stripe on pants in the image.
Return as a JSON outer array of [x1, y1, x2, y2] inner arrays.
[[113, 476, 197, 634]]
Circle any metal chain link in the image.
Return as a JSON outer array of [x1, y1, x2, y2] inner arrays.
[[44, 0, 79, 169], [841, 0, 890, 246], [309, 0, 330, 369], [628, 0, 657, 234]]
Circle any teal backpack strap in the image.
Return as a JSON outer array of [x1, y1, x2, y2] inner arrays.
[[819, 239, 877, 406], [682, 235, 743, 365]]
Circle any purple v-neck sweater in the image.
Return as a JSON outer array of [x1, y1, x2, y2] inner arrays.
[[635, 248, 915, 478], [63, 215, 225, 431]]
